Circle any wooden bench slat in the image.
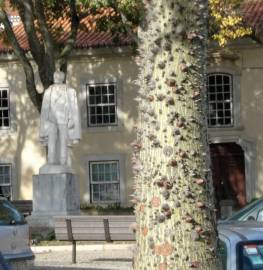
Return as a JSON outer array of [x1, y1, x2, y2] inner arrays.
[[56, 216, 135, 221], [54, 215, 136, 263]]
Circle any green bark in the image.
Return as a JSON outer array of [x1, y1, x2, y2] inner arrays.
[[133, 0, 222, 269]]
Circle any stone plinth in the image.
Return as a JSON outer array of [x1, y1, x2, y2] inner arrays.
[[29, 173, 80, 228]]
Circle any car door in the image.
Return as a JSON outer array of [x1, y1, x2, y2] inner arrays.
[[0, 200, 29, 257], [219, 234, 232, 270]]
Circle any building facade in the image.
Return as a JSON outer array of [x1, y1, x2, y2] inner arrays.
[[0, 36, 263, 212]]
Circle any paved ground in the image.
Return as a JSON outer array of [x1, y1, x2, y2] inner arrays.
[[32, 244, 134, 270]]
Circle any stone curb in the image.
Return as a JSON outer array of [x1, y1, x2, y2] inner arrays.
[[32, 243, 135, 254]]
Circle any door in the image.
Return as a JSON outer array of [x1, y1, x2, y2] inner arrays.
[[210, 143, 246, 214]]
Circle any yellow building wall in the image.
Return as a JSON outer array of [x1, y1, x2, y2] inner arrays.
[[240, 46, 263, 197], [2, 44, 263, 204], [0, 52, 139, 206]]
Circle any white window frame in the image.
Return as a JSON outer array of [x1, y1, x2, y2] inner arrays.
[[0, 82, 16, 134], [0, 163, 12, 199], [89, 160, 120, 203], [207, 67, 242, 132], [79, 76, 124, 133], [207, 73, 234, 128], [86, 82, 118, 127], [83, 154, 126, 206], [0, 87, 10, 130]]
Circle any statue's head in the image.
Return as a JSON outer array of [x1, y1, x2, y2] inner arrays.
[[54, 70, 65, 84]]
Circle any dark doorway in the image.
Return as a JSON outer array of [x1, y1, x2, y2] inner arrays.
[[210, 143, 246, 214]]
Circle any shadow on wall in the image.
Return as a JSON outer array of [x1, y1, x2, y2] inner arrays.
[[67, 53, 140, 196], [209, 52, 263, 197], [0, 50, 140, 199], [242, 67, 263, 196]]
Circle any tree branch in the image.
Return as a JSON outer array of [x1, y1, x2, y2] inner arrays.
[[58, 0, 79, 67], [0, 8, 42, 111], [112, 0, 139, 45], [34, 0, 56, 84], [16, 0, 44, 66]]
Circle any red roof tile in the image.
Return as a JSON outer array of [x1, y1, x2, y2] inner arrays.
[[242, 0, 263, 36], [0, 14, 134, 53]]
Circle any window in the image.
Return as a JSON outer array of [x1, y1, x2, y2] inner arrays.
[[207, 73, 233, 127], [0, 164, 11, 198], [89, 161, 120, 203], [0, 88, 10, 129], [86, 83, 117, 127]]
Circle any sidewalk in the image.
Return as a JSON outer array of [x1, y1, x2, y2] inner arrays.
[[32, 244, 134, 270]]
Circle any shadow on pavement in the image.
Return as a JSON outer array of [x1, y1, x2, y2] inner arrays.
[[94, 258, 132, 262], [34, 267, 118, 270]]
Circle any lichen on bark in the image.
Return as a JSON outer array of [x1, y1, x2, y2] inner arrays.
[[132, 0, 222, 269]]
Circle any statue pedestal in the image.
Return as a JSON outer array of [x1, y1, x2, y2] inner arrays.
[[28, 173, 80, 229]]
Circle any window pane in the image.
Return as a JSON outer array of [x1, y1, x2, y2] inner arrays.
[[103, 107, 109, 114], [89, 87, 95, 95], [90, 116, 96, 124], [109, 85, 115, 94], [97, 115, 102, 124], [109, 95, 115, 103], [216, 86, 223, 93], [224, 85, 230, 93], [3, 110, 8, 117], [89, 96, 95, 105], [217, 93, 223, 101], [90, 107, 96, 114], [2, 99, 8, 107], [96, 107, 102, 115], [95, 86, 101, 95], [216, 75, 222, 84], [110, 115, 116, 123], [87, 84, 117, 127], [102, 86, 107, 94], [96, 96, 101, 104], [90, 161, 120, 202], [223, 76, 230, 84], [208, 76, 215, 85], [102, 95, 108, 103], [207, 74, 233, 127], [209, 86, 215, 93], [109, 106, 115, 114], [4, 119, 9, 127], [103, 115, 109, 123], [218, 103, 223, 110]]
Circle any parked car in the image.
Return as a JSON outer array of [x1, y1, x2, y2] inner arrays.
[[219, 198, 263, 223], [0, 197, 34, 270], [218, 222, 263, 270]]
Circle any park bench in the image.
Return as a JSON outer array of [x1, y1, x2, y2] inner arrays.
[[11, 200, 33, 217], [54, 215, 136, 263]]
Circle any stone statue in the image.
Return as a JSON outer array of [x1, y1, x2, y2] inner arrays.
[[39, 70, 81, 173]]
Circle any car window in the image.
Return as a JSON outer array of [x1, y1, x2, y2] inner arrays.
[[256, 209, 263, 222], [237, 241, 263, 270], [218, 240, 227, 270], [0, 201, 25, 225], [227, 199, 263, 221]]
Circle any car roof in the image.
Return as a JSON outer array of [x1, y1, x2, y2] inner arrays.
[[219, 221, 263, 244]]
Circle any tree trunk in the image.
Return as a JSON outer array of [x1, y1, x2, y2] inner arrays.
[[133, 0, 222, 269]]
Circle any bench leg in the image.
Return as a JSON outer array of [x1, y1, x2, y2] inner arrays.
[[72, 240, 76, 264]]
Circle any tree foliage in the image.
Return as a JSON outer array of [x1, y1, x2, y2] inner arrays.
[[0, 0, 141, 111], [209, 0, 252, 46]]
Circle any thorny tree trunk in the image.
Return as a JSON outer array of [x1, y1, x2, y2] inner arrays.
[[132, 0, 222, 269]]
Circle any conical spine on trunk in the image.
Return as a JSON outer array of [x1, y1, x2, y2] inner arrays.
[[132, 0, 222, 269]]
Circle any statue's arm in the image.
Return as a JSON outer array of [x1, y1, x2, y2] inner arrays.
[[39, 88, 51, 139], [68, 88, 81, 141]]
